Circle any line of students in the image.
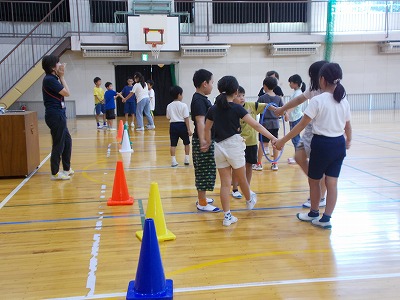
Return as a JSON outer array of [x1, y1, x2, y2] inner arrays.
[[93, 73, 156, 131]]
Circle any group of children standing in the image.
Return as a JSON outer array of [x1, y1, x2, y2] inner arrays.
[[93, 73, 156, 131], [167, 62, 351, 229]]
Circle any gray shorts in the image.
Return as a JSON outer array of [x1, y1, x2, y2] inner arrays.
[[296, 123, 313, 158]]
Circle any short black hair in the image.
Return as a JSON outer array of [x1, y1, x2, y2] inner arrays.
[[193, 69, 213, 88], [105, 82, 112, 88], [238, 86, 245, 94], [266, 70, 279, 80], [94, 77, 101, 84], [42, 55, 59, 74], [146, 79, 154, 86], [263, 77, 278, 90], [170, 85, 183, 100]]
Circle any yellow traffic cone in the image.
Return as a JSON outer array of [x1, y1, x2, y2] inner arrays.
[[136, 182, 176, 242]]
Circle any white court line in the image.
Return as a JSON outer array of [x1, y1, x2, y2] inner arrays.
[[46, 272, 400, 300], [0, 153, 51, 210]]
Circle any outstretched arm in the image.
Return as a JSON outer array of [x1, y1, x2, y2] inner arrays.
[[273, 115, 311, 150], [274, 93, 308, 116], [242, 114, 277, 143]]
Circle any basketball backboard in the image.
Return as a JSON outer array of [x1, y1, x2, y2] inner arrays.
[[127, 15, 180, 53]]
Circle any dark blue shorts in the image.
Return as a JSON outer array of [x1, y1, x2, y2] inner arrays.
[[170, 122, 190, 147], [124, 101, 136, 115], [308, 135, 346, 180], [95, 103, 105, 115]]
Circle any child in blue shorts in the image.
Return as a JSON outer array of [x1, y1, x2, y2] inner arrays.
[[121, 77, 136, 128], [274, 63, 352, 229]]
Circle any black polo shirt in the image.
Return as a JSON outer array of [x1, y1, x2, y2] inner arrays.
[[42, 74, 65, 114]]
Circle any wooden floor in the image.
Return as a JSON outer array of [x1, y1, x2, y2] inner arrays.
[[1, 112, 400, 300]]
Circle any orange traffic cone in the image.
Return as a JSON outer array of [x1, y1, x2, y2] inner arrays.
[[136, 182, 176, 241], [117, 120, 124, 143], [107, 161, 134, 206]]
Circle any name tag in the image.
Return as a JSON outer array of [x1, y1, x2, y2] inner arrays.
[[61, 101, 65, 108]]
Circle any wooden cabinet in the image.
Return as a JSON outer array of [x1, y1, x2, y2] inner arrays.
[[0, 111, 40, 177]]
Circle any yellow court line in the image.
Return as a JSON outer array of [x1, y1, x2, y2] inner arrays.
[[81, 159, 110, 184], [167, 249, 331, 276]]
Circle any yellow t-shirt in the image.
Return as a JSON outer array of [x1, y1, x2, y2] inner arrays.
[[240, 102, 267, 146], [94, 87, 105, 104]]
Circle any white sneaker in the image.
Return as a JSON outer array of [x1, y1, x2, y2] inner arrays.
[[302, 198, 326, 208], [130, 122, 135, 128], [171, 162, 178, 167], [223, 215, 238, 226], [252, 164, 257, 170], [97, 125, 103, 129], [63, 168, 74, 176], [271, 163, 278, 171], [296, 212, 319, 222], [109, 128, 116, 131], [51, 172, 70, 180], [287, 157, 296, 164], [184, 159, 190, 166], [246, 191, 257, 210], [254, 164, 263, 171], [136, 127, 145, 131], [311, 219, 332, 229], [146, 125, 156, 130], [231, 190, 243, 199]]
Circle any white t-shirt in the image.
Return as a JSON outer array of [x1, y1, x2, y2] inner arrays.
[[304, 92, 351, 137], [288, 89, 304, 122], [131, 83, 149, 103], [166, 100, 189, 123], [149, 89, 155, 110]]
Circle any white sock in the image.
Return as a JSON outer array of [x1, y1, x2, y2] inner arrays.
[[184, 155, 190, 162], [171, 156, 177, 164]]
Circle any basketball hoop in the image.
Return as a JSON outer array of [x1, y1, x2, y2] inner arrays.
[[149, 42, 163, 59]]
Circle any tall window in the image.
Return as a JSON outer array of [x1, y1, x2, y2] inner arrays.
[[0, 0, 70, 22], [90, 0, 128, 23], [212, 0, 308, 24]]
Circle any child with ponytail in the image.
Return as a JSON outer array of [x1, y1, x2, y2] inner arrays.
[[201, 76, 277, 227], [274, 63, 352, 229]]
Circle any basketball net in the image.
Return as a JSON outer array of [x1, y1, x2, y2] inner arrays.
[[149, 43, 163, 59]]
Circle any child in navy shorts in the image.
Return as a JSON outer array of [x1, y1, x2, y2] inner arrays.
[[274, 63, 352, 229], [166, 86, 192, 167]]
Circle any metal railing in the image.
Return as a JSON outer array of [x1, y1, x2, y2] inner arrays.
[[0, 0, 70, 98], [1, 1, 400, 38], [1, 0, 400, 99]]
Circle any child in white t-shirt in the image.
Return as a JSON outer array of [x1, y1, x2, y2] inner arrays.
[[166, 86, 192, 167], [274, 63, 352, 230], [286, 74, 306, 164]]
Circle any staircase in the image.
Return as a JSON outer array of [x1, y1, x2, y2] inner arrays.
[[0, 0, 70, 108]]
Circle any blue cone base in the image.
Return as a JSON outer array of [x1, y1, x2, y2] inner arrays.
[[126, 279, 173, 300]]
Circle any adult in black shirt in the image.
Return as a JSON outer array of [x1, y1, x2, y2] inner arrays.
[[42, 55, 72, 180]]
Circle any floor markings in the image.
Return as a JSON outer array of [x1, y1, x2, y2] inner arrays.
[[0, 153, 51, 210], [46, 272, 400, 300]]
